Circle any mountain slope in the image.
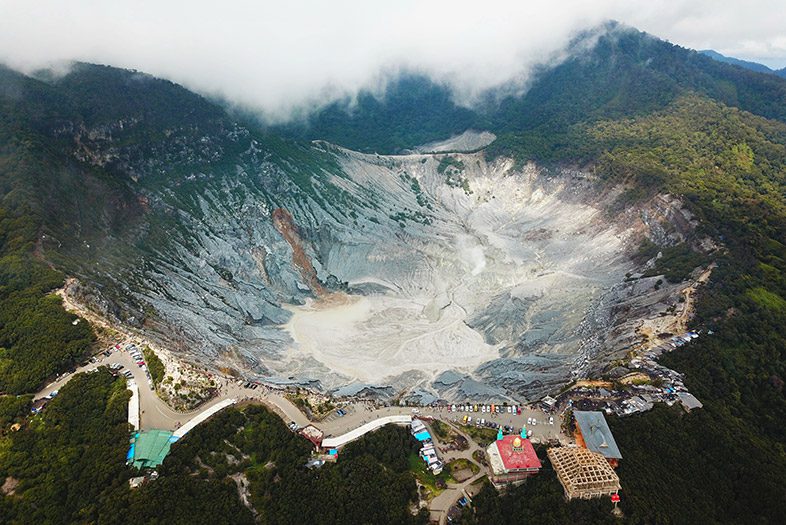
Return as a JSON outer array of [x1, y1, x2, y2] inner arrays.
[[700, 49, 775, 73], [274, 24, 786, 155], [701, 49, 786, 78], [0, 63, 354, 393], [274, 74, 481, 153]]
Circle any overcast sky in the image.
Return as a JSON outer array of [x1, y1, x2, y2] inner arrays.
[[1, 1, 784, 121]]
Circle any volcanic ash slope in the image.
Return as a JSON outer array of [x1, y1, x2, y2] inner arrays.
[[273, 150, 637, 399]]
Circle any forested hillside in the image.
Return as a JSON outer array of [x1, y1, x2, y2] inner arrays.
[[275, 74, 480, 153], [278, 24, 786, 154], [0, 376, 426, 525]]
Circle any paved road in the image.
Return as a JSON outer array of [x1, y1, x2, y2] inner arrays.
[[35, 342, 566, 480], [319, 403, 562, 444], [35, 342, 310, 432], [430, 471, 485, 525]]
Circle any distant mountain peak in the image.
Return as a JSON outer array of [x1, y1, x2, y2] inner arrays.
[[700, 49, 786, 78]]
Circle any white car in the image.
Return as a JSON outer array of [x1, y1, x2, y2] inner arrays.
[[527, 417, 532, 425], [481, 405, 486, 413], [549, 416, 554, 425]]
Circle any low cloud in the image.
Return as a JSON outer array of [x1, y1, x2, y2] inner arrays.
[[1, 1, 784, 121]]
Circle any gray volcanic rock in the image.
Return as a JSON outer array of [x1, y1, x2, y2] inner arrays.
[[70, 140, 694, 402]]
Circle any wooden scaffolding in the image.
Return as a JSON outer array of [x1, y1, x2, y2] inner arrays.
[[547, 447, 621, 500]]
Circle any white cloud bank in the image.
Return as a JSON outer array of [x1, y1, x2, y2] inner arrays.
[[0, 1, 784, 120]]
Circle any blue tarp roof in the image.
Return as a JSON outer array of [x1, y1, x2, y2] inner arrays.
[[574, 410, 622, 459], [414, 431, 431, 441]]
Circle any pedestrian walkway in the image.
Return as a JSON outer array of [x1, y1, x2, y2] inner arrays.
[[321, 415, 412, 449]]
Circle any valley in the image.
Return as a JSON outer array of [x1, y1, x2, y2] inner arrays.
[[60, 141, 700, 402]]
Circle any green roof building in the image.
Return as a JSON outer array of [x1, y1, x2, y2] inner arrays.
[[129, 430, 179, 469]]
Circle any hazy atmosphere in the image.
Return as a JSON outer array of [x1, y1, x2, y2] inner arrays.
[[1, 0, 784, 120]]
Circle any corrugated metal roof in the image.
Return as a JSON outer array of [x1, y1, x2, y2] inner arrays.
[[677, 392, 703, 410], [574, 410, 622, 460]]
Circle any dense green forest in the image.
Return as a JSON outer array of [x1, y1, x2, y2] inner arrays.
[[274, 74, 480, 153], [278, 25, 786, 155], [160, 405, 426, 525], [0, 207, 95, 393], [0, 370, 131, 523], [0, 375, 426, 525]]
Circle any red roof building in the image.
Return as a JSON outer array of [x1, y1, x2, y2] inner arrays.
[[486, 435, 542, 488], [298, 425, 324, 448]]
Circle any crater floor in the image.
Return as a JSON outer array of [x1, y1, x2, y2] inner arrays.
[[261, 152, 636, 399]]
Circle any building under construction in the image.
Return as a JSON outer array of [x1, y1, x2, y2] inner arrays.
[[547, 447, 621, 500]]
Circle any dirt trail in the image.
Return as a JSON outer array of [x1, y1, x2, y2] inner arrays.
[[56, 278, 122, 346], [677, 265, 714, 331]]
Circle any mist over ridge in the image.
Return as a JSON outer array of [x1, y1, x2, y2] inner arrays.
[[2, 0, 786, 123]]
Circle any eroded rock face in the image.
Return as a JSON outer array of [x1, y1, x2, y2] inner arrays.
[[73, 145, 690, 401]]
